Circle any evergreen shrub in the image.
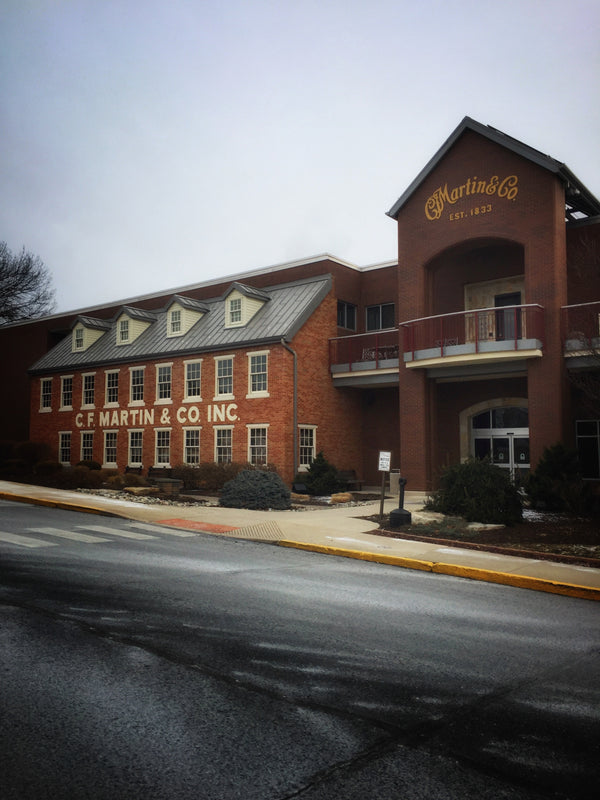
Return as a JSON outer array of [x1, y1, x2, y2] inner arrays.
[[425, 458, 522, 525], [220, 469, 291, 510], [526, 443, 589, 514], [296, 452, 341, 496]]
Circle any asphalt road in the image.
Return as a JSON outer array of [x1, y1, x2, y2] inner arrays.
[[1, 499, 599, 799]]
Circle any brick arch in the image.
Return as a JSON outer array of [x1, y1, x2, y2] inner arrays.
[[459, 397, 528, 462]]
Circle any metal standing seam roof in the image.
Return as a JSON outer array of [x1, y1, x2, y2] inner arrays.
[[29, 274, 332, 374]]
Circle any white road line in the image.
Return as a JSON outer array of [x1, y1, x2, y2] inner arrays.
[[77, 525, 156, 540], [29, 527, 110, 543], [129, 522, 197, 537], [0, 531, 58, 548]]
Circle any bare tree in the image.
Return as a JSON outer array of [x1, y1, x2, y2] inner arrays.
[[0, 241, 56, 323]]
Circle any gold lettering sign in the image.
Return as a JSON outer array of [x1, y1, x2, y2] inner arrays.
[[425, 175, 518, 221]]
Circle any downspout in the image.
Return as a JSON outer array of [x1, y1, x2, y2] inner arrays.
[[280, 338, 298, 475]]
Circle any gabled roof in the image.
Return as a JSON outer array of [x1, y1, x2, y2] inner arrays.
[[165, 294, 209, 313], [223, 282, 271, 302], [387, 116, 600, 223], [29, 275, 332, 374], [70, 315, 111, 331], [116, 306, 158, 322]]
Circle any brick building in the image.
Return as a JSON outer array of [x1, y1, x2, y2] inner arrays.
[[5, 117, 600, 489]]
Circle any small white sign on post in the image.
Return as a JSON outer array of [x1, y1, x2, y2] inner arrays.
[[378, 451, 391, 472], [378, 451, 391, 517]]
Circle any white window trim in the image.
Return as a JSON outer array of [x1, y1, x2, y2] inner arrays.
[[182, 426, 202, 465], [102, 429, 118, 468], [246, 350, 270, 398], [80, 430, 94, 462], [59, 430, 72, 465], [40, 377, 53, 413], [213, 355, 234, 401], [104, 369, 120, 408], [246, 423, 269, 464], [59, 375, 74, 411], [81, 371, 96, 410], [298, 424, 317, 472], [168, 308, 183, 337], [155, 362, 173, 405], [213, 424, 234, 463], [117, 317, 130, 344], [183, 359, 203, 402], [154, 427, 172, 467], [128, 365, 146, 407], [127, 428, 144, 468]]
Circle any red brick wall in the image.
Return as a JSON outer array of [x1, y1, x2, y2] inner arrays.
[[394, 129, 571, 489], [28, 288, 365, 486]]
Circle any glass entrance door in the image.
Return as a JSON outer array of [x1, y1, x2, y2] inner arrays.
[[472, 407, 529, 480]]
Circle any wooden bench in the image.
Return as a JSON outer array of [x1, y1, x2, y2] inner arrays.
[[336, 470, 363, 491]]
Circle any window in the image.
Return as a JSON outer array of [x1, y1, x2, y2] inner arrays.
[[366, 303, 395, 331], [59, 432, 71, 464], [299, 426, 316, 469], [215, 427, 232, 463], [119, 318, 130, 343], [184, 428, 200, 464], [81, 431, 94, 462], [169, 309, 182, 335], [337, 301, 357, 331], [185, 361, 202, 400], [104, 431, 117, 466], [60, 376, 73, 409], [40, 378, 52, 411], [248, 352, 268, 396], [128, 430, 143, 466], [155, 429, 171, 465], [215, 356, 233, 398], [229, 297, 242, 325], [248, 426, 267, 465], [156, 364, 172, 402], [130, 367, 145, 404], [576, 420, 600, 479], [74, 327, 84, 349], [82, 373, 95, 407], [105, 371, 119, 405]]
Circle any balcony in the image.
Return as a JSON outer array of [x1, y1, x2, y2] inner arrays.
[[401, 305, 544, 369], [329, 329, 400, 384], [562, 301, 600, 363]]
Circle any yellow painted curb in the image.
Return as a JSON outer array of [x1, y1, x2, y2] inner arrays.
[[0, 492, 114, 517], [278, 540, 600, 602]]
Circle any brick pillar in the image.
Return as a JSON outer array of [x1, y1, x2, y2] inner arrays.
[[526, 180, 569, 468], [399, 367, 434, 491]]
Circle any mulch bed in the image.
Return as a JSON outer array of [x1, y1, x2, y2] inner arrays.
[[375, 512, 600, 568]]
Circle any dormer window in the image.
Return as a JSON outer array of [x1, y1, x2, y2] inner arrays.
[[119, 319, 130, 343], [165, 296, 207, 337], [70, 316, 109, 353], [170, 309, 182, 334], [223, 283, 270, 329], [229, 298, 242, 325]]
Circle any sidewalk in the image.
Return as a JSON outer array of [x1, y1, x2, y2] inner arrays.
[[1, 480, 599, 601]]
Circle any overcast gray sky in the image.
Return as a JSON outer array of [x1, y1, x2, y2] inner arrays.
[[1, 0, 599, 313]]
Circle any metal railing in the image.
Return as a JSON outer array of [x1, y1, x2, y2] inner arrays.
[[329, 329, 400, 370], [401, 305, 544, 362], [562, 301, 600, 352]]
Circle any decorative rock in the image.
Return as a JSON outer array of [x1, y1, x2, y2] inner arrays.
[[123, 486, 160, 496]]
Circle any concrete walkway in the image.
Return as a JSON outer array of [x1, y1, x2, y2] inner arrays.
[[1, 480, 599, 602]]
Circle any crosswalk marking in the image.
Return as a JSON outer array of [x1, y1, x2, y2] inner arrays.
[[77, 524, 156, 540], [129, 522, 197, 537], [29, 527, 110, 543], [0, 531, 58, 548]]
